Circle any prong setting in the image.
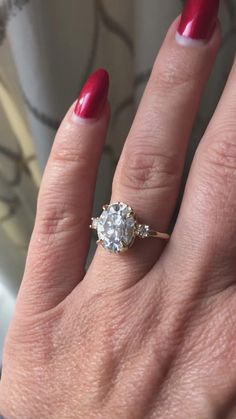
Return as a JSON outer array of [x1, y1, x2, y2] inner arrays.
[[120, 240, 129, 253], [127, 210, 135, 219]]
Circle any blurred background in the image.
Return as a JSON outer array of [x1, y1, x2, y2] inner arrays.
[[0, 0, 235, 366]]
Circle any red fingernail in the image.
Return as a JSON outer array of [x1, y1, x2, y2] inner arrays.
[[74, 69, 109, 119], [178, 0, 219, 41]]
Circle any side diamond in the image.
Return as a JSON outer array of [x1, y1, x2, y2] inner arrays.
[[137, 224, 150, 238], [91, 217, 99, 230]]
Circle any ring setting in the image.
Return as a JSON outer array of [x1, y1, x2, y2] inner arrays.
[[90, 202, 170, 254]]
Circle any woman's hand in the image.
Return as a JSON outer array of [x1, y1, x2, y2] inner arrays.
[[1, 1, 236, 418]]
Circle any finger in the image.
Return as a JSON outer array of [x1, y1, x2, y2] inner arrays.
[[163, 57, 236, 294], [88, 3, 221, 291], [16, 69, 110, 314]]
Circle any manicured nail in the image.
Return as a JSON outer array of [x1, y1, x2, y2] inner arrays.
[[177, 0, 219, 42], [74, 69, 109, 119]]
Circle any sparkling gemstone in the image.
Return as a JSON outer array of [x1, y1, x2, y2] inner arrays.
[[137, 224, 150, 238], [91, 217, 99, 229], [97, 203, 136, 253]]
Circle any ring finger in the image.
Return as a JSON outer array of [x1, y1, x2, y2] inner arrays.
[[88, 0, 221, 291]]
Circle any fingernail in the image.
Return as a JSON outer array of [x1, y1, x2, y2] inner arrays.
[[74, 69, 109, 119], [177, 0, 219, 42]]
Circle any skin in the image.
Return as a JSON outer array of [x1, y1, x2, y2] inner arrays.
[[1, 18, 236, 419]]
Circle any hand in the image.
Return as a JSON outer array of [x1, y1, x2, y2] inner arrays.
[[1, 2, 236, 418]]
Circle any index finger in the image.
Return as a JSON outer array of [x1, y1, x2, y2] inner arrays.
[[16, 69, 110, 315]]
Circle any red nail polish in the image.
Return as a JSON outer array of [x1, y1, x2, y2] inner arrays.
[[178, 0, 219, 40], [74, 69, 109, 119]]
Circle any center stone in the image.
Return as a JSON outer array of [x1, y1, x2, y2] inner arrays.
[[97, 202, 136, 253]]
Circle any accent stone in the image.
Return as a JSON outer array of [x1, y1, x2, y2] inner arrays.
[[91, 217, 99, 229], [137, 224, 150, 238]]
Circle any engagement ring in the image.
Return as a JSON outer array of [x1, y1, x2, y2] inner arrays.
[[90, 202, 170, 254]]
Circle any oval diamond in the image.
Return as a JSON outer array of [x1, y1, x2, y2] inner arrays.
[[97, 203, 136, 253]]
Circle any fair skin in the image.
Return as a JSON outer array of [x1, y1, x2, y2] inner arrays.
[[1, 17, 236, 418]]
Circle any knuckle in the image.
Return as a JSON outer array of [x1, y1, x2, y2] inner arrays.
[[116, 143, 180, 193], [193, 132, 236, 227], [51, 125, 93, 169], [52, 123, 81, 163], [151, 56, 196, 93], [35, 201, 85, 239], [51, 143, 89, 168], [202, 132, 236, 183]]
